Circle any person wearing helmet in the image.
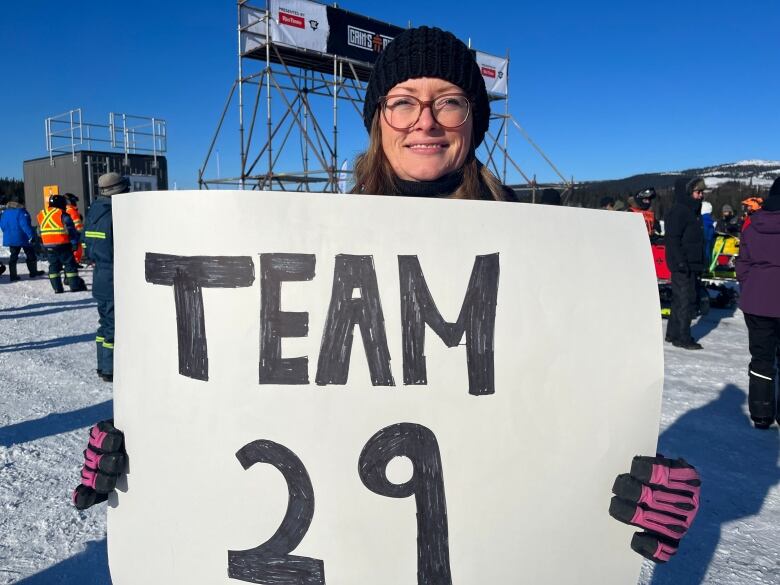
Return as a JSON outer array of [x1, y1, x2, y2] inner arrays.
[[84, 172, 129, 382], [64, 193, 85, 265], [741, 196, 764, 232], [35, 193, 87, 293], [628, 187, 661, 238], [664, 177, 706, 349]]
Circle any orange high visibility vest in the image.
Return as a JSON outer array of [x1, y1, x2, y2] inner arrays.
[[629, 207, 656, 236], [37, 208, 70, 246], [66, 205, 83, 231]]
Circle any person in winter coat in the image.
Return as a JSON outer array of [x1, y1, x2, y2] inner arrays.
[[736, 177, 780, 429], [628, 187, 662, 239], [700, 201, 716, 268], [0, 196, 44, 281], [36, 194, 87, 293], [84, 172, 127, 382], [65, 193, 85, 265], [664, 177, 706, 349], [71, 26, 702, 566], [715, 204, 741, 234]]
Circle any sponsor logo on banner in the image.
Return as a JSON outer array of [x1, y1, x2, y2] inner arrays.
[[347, 25, 393, 53], [279, 9, 305, 29], [481, 66, 497, 79]]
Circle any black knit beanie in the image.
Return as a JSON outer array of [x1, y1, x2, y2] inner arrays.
[[363, 26, 491, 148]]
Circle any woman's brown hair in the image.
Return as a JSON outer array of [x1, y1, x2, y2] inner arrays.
[[351, 114, 507, 201]]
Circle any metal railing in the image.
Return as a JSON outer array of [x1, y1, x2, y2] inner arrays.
[[45, 109, 167, 166]]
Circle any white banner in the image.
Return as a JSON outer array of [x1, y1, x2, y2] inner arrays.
[[268, 0, 329, 53], [476, 51, 509, 96], [239, 5, 266, 55], [108, 191, 663, 584]]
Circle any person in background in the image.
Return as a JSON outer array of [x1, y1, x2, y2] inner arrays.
[[741, 196, 763, 232], [627, 187, 662, 238], [664, 177, 706, 350], [36, 194, 86, 293], [700, 200, 716, 268], [715, 204, 740, 234], [0, 195, 44, 281], [736, 177, 780, 429], [71, 26, 702, 565], [613, 198, 626, 211], [65, 193, 85, 266], [84, 173, 127, 382], [599, 195, 615, 210]]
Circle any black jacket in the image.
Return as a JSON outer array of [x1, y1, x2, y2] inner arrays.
[[665, 178, 705, 273]]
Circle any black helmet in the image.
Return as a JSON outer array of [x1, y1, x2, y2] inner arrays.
[[48, 194, 67, 210], [635, 187, 656, 210], [65, 192, 79, 205]]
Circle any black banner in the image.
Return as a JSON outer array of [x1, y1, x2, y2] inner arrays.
[[326, 7, 404, 64]]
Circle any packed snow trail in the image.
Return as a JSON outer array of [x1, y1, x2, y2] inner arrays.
[[0, 268, 778, 584]]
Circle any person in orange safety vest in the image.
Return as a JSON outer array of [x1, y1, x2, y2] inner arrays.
[[628, 187, 662, 239], [65, 193, 85, 265], [36, 194, 87, 293]]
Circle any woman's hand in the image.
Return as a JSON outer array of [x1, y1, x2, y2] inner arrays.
[[72, 420, 126, 510], [609, 455, 701, 563]]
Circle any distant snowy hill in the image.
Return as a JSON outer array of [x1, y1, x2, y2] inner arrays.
[[565, 160, 779, 207], [682, 160, 780, 189]]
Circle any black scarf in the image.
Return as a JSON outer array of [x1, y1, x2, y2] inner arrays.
[[392, 169, 465, 198]]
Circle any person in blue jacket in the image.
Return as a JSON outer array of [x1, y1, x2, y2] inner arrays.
[[701, 201, 716, 269], [0, 196, 45, 281], [84, 172, 128, 382]]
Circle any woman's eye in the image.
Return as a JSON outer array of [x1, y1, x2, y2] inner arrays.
[[436, 97, 466, 109], [388, 98, 414, 108]]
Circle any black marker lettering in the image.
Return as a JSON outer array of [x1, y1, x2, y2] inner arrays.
[[228, 440, 325, 584], [315, 255, 394, 386], [145, 253, 255, 381], [398, 254, 499, 395], [358, 423, 451, 585], [259, 254, 315, 385]]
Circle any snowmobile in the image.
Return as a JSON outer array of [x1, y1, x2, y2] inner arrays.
[[653, 238, 737, 318]]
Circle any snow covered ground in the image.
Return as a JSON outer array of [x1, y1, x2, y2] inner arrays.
[[1, 261, 778, 584]]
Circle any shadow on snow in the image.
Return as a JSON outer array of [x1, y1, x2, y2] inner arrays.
[[15, 539, 111, 585], [0, 400, 113, 447], [649, 384, 780, 584], [0, 333, 94, 354], [0, 297, 96, 320]]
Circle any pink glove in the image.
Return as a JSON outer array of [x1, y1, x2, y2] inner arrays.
[[72, 420, 126, 510], [609, 455, 701, 562]]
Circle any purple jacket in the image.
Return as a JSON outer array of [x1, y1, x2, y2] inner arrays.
[[736, 209, 780, 318]]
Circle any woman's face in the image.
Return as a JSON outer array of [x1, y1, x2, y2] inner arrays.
[[380, 77, 473, 182]]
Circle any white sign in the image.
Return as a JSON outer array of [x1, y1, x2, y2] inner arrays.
[[476, 51, 509, 96], [108, 191, 663, 584], [268, 0, 329, 53]]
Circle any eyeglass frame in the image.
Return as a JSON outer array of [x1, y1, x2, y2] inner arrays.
[[378, 93, 473, 130]]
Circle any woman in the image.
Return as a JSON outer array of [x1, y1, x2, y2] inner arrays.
[[74, 25, 700, 566], [736, 177, 780, 429]]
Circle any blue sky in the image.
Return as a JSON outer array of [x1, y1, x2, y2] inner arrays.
[[1, 0, 778, 187]]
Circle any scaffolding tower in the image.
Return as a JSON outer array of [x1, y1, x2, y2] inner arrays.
[[199, 0, 572, 198]]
